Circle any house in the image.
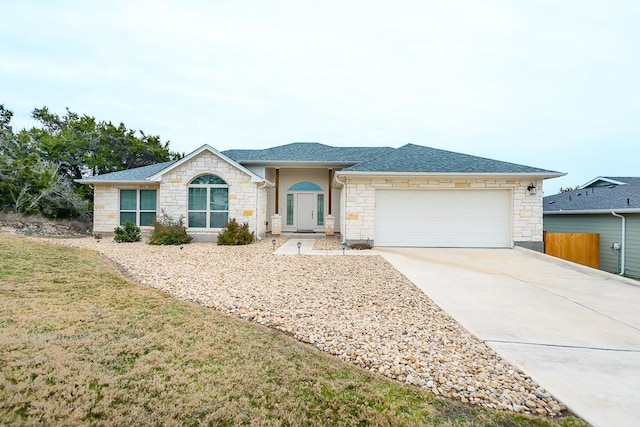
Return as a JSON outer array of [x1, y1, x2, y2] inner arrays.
[[543, 177, 640, 276], [77, 142, 563, 249]]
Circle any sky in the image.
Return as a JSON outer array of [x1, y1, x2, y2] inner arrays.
[[2, 1, 639, 195]]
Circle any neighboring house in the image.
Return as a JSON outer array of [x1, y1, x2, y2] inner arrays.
[[77, 142, 563, 249], [543, 177, 640, 276]]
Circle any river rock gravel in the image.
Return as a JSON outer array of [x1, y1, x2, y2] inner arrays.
[[45, 236, 566, 417]]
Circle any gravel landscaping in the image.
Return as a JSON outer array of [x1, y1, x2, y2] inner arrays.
[[45, 236, 566, 417]]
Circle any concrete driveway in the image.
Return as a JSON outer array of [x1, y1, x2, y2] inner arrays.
[[377, 247, 640, 427]]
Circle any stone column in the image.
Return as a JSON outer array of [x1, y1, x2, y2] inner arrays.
[[271, 214, 282, 235], [324, 215, 334, 236]]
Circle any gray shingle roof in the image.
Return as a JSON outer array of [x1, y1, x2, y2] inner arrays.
[[223, 142, 394, 163], [78, 161, 176, 182], [79, 142, 561, 183], [344, 143, 559, 174], [544, 177, 640, 212]]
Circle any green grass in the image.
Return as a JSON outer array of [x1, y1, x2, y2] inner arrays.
[[0, 235, 588, 426]]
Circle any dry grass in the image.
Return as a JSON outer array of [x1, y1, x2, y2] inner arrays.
[[0, 235, 586, 426]]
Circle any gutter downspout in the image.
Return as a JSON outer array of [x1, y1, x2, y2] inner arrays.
[[255, 181, 269, 241], [611, 211, 626, 275], [334, 173, 347, 243]]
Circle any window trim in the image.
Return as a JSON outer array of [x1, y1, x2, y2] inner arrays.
[[188, 174, 229, 229], [119, 189, 157, 227], [285, 181, 326, 230]]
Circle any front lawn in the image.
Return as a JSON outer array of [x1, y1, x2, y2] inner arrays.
[[0, 235, 586, 426]]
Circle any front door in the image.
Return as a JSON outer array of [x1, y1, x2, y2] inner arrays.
[[297, 193, 315, 231]]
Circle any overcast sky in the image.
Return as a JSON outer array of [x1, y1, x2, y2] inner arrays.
[[2, 1, 638, 194]]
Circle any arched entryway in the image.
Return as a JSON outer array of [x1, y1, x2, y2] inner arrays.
[[286, 182, 324, 232]]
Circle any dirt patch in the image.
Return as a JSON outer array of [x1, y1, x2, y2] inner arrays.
[[0, 215, 91, 237]]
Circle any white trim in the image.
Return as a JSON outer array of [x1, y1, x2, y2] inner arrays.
[[118, 188, 157, 227], [545, 208, 640, 215], [611, 211, 626, 275], [335, 171, 565, 179], [235, 161, 356, 168], [580, 176, 628, 188], [75, 179, 154, 185], [283, 190, 325, 232], [148, 144, 270, 184]]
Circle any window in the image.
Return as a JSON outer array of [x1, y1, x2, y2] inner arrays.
[[188, 174, 229, 228], [119, 189, 157, 226], [289, 182, 322, 191], [286, 194, 294, 226], [317, 194, 324, 226]]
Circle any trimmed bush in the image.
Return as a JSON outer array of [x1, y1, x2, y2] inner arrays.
[[149, 213, 192, 245], [113, 221, 141, 243], [217, 218, 253, 245]]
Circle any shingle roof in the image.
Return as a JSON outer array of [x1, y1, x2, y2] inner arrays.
[[343, 143, 559, 174], [79, 142, 561, 183], [77, 161, 176, 182], [544, 177, 640, 212], [223, 142, 394, 163]]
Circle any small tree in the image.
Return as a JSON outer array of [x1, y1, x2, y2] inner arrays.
[[149, 211, 192, 245], [113, 220, 141, 243], [217, 218, 253, 245], [559, 185, 582, 193]]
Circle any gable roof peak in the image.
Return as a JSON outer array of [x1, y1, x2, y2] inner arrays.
[[147, 144, 265, 183], [580, 176, 629, 189], [544, 176, 640, 212]]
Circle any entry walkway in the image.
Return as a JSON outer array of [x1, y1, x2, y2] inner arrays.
[[377, 247, 640, 427], [274, 239, 376, 256]]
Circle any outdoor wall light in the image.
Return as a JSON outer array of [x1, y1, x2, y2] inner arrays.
[[297, 241, 302, 254], [527, 183, 537, 195], [341, 241, 347, 255], [272, 239, 276, 251]]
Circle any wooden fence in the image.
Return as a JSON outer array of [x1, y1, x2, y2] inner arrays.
[[544, 233, 599, 269]]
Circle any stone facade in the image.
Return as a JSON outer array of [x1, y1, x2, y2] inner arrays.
[[91, 151, 268, 238], [339, 176, 543, 247], [90, 147, 545, 248], [92, 183, 159, 233], [157, 151, 267, 238]]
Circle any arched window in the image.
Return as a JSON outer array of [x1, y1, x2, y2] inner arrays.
[[188, 174, 228, 228], [288, 182, 322, 192]]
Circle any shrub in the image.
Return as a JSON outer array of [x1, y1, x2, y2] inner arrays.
[[217, 218, 253, 245], [113, 221, 141, 243], [149, 212, 192, 245]]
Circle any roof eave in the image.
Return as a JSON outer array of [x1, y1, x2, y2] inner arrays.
[[336, 171, 566, 179], [544, 208, 640, 215], [235, 160, 358, 167], [75, 179, 155, 185]]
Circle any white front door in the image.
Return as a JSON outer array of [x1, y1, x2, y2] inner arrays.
[[297, 193, 316, 231]]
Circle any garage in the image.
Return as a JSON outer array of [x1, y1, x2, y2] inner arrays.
[[375, 189, 512, 247]]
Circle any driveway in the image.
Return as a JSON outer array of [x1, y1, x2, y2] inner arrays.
[[377, 247, 640, 427]]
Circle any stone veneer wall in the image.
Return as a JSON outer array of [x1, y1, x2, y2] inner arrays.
[[158, 151, 267, 237], [92, 183, 159, 233], [342, 177, 543, 247], [91, 152, 268, 237]]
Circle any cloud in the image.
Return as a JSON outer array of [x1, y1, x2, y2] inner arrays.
[[1, 0, 639, 193]]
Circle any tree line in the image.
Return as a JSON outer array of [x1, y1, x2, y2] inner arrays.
[[0, 104, 181, 219]]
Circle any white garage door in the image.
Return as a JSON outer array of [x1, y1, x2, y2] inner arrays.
[[375, 190, 512, 247]]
